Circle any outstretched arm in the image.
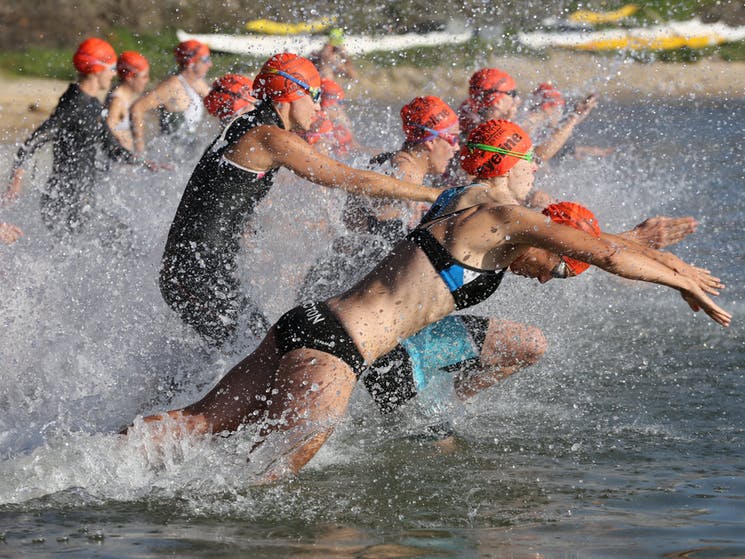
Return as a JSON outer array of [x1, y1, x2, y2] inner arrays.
[[600, 230, 721, 297], [4, 112, 60, 203], [261, 127, 441, 203], [501, 206, 731, 326]]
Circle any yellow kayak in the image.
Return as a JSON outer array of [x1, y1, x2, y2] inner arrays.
[[575, 34, 725, 51], [517, 19, 745, 51], [568, 4, 638, 25], [245, 17, 336, 35]]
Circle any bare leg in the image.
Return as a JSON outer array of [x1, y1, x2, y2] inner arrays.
[[253, 348, 358, 475], [133, 326, 284, 435], [454, 319, 547, 400]]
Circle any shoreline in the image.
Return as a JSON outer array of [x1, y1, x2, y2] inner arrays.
[[1, 52, 743, 142], [351, 51, 745, 103]]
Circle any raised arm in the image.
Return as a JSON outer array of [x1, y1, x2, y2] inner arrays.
[[534, 94, 597, 163]]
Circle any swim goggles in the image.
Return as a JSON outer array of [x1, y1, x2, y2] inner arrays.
[[482, 88, 519, 99], [267, 68, 322, 103], [550, 258, 570, 279], [413, 124, 459, 147], [96, 60, 117, 72], [213, 84, 256, 103], [466, 142, 534, 162]]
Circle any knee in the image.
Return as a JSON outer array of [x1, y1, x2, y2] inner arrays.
[[519, 325, 547, 364], [483, 320, 547, 366]]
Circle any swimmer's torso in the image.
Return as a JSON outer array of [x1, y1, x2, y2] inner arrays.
[[331, 192, 509, 361], [158, 74, 205, 134], [14, 83, 131, 194], [162, 102, 282, 274]]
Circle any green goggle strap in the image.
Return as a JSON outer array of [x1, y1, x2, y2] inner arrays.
[[466, 142, 534, 162]]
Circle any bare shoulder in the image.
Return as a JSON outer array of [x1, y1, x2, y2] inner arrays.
[[450, 183, 491, 210], [259, 123, 299, 145], [193, 78, 211, 97]]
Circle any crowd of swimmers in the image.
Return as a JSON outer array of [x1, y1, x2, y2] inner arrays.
[[1, 34, 731, 480]]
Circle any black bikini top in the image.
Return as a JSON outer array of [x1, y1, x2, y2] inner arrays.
[[407, 185, 506, 310]]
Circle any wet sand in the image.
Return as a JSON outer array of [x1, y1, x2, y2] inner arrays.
[[1, 51, 743, 142]]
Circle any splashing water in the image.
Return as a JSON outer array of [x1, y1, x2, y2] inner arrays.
[[0, 95, 743, 557]]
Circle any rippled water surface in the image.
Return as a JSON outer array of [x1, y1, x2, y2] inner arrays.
[[0, 97, 743, 558]]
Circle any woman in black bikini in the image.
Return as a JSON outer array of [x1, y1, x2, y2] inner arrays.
[[131, 119, 730, 480]]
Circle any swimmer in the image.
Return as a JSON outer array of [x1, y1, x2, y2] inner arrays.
[[357, 119, 695, 420], [203, 73, 258, 125], [457, 68, 598, 167], [105, 51, 150, 151], [130, 39, 212, 156], [302, 108, 698, 424], [0, 222, 22, 244], [309, 28, 358, 81], [131, 120, 730, 480], [4, 38, 156, 236], [300, 78, 360, 158], [159, 53, 443, 348]]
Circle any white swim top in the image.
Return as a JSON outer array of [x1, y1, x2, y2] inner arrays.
[[177, 74, 205, 132], [108, 91, 131, 132]]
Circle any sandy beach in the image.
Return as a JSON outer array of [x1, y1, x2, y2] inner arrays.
[[1, 51, 743, 143]]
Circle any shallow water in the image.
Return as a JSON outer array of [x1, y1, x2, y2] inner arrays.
[[0, 97, 743, 558]]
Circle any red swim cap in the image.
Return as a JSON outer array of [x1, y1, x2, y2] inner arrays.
[[73, 38, 116, 74], [253, 53, 321, 103], [542, 201, 601, 276], [469, 68, 517, 110], [532, 82, 565, 110], [460, 119, 532, 179], [204, 74, 256, 121], [320, 78, 344, 108], [117, 51, 149, 79], [400, 96, 458, 144], [174, 40, 210, 68]]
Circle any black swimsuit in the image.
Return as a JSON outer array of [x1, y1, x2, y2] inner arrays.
[[406, 227, 506, 310], [13, 83, 135, 233], [275, 302, 366, 377], [160, 101, 282, 346]]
